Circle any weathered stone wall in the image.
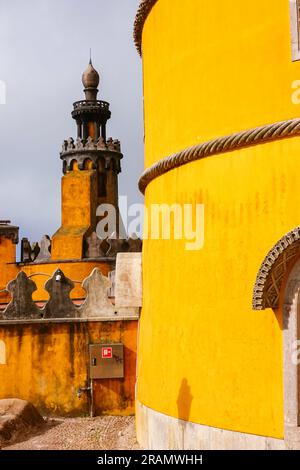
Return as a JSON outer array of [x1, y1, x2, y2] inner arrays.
[[0, 320, 138, 417], [0, 255, 142, 417]]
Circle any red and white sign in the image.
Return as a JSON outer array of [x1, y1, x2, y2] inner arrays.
[[102, 347, 113, 359]]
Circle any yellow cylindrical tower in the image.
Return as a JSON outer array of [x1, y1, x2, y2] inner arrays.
[[135, 0, 300, 449]]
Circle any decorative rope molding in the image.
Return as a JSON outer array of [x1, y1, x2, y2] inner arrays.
[[252, 227, 300, 310], [138, 118, 300, 194], [134, 0, 159, 55]]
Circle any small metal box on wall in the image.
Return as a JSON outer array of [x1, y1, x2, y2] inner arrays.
[[89, 343, 124, 379]]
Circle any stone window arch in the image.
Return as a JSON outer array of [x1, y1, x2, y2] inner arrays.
[[252, 227, 300, 310]]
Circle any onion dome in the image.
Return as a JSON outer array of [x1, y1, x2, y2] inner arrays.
[[82, 59, 100, 89]]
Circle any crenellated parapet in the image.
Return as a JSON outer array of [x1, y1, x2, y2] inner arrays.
[[61, 136, 121, 154], [60, 136, 122, 173], [85, 232, 142, 258], [21, 235, 51, 263], [20, 232, 142, 263], [0, 268, 139, 321]]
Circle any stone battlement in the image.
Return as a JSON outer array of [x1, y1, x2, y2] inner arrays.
[[60, 136, 121, 155]]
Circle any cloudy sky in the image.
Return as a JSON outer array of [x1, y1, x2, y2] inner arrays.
[[0, 0, 144, 251]]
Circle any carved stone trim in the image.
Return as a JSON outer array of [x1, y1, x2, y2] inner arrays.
[[61, 137, 121, 155], [253, 227, 300, 310], [60, 136, 122, 174], [134, 0, 159, 55], [139, 118, 300, 194]]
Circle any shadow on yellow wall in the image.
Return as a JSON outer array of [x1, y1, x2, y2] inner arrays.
[[176, 378, 193, 422]]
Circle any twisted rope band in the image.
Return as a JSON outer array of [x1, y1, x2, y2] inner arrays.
[[138, 118, 300, 194], [134, 0, 159, 55]]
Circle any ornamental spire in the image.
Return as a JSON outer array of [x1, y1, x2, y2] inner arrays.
[[82, 56, 100, 101]]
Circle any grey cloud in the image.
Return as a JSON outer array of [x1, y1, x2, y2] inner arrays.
[[0, 0, 144, 248]]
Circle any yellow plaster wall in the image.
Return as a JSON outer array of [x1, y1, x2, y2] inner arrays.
[[137, 0, 300, 438], [142, 0, 300, 167], [0, 320, 137, 416]]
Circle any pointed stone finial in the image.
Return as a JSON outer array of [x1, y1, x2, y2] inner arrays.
[[21, 238, 32, 262], [3, 271, 41, 319], [86, 136, 96, 149], [97, 137, 106, 150], [82, 56, 100, 101], [43, 269, 76, 319], [79, 268, 115, 317], [35, 235, 51, 262]]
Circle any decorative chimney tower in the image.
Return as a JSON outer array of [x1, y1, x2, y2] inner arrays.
[[52, 60, 123, 260]]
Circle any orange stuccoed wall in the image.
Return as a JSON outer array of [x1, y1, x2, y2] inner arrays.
[[0, 166, 138, 417], [0, 320, 137, 417]]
